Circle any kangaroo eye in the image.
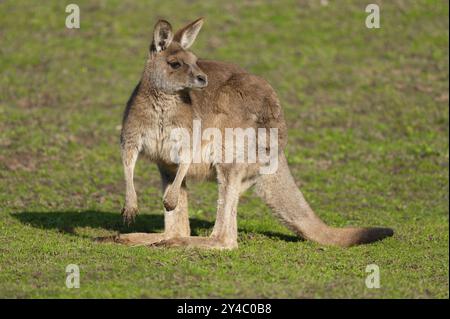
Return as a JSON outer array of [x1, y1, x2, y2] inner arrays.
[[168, 61, 181, 69]]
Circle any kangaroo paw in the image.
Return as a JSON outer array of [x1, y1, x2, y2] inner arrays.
[[163, 187, 179, 211], [121, 206, 138, 225]]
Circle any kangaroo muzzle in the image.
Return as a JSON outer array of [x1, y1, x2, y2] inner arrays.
[[193, 72, 208, 88]]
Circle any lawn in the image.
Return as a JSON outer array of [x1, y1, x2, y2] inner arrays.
[[0, 0, 448, 298]]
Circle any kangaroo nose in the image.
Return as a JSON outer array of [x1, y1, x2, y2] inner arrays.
[[196, 74, 207, 86]]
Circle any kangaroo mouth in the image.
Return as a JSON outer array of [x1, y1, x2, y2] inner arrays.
[[191, 84, 208, 90], [191, 79, 208, 90]]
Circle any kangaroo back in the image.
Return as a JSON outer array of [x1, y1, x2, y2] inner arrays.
[[254, 153, 394, 247]]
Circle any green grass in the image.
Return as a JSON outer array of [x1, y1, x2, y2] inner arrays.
[[0, 0, 448, 298]]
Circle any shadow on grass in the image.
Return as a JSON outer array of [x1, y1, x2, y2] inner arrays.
[[11, 210, 300, 242]]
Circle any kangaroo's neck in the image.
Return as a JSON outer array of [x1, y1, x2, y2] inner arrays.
[[137, 76, 189, 112]]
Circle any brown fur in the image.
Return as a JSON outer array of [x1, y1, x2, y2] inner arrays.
[[116, 18, 393, 249]]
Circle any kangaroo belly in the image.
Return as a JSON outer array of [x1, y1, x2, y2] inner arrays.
[[141, 123, 215, 181]]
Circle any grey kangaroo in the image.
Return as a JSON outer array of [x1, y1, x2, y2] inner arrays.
[[117, 18, 393, 249]]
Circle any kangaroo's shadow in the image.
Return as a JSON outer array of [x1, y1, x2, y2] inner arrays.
[[11, 210, 300, 242]]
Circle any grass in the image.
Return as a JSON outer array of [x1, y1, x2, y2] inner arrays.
[[0, 0, 448, 298]]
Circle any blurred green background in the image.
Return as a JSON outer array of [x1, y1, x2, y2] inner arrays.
[[0, 0, 448, 298]]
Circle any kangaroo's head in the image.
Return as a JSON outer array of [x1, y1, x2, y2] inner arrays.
[[145, 18, 207, 93]]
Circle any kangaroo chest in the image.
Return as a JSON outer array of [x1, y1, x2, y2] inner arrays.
[[141, 100, 193, 164]]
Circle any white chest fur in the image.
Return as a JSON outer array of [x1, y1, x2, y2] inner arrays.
[[140, 96, 186, 164]]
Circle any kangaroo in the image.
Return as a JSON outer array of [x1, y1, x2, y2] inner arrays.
[[116, 18, 394, 249]]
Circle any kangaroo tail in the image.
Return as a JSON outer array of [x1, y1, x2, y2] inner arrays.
[[254, 154, 393, 247]]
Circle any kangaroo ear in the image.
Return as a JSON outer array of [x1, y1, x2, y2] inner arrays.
[[174, 18, 204, 49], [151, 19, 173, 53]]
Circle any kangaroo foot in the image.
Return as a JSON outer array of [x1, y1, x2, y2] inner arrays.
[[108, 233, 167, 246], [151, 236, 238, 250]]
